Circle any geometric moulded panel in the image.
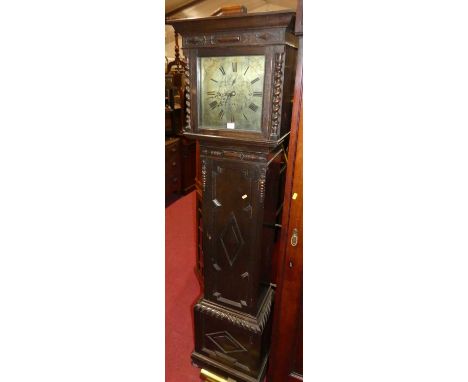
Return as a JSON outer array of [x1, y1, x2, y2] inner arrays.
[[219, 211, 244, 266], [206, 331, 247, 354]]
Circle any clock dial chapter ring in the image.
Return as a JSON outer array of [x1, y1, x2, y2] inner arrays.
[[200, 55, 265, 131]]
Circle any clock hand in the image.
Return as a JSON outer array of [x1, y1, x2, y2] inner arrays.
[[222, 90, 236, 99], [223, 91, 236, 107]]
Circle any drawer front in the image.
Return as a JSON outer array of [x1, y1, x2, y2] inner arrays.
[[166, 160, 180, 178], [165, 140, 181, 197], [166, 171, 181, 196], [165, 153, 180, 173], [165, 141, 179, 156]]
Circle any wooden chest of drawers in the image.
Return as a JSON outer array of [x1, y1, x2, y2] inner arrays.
[[165, 138, 181, 198]]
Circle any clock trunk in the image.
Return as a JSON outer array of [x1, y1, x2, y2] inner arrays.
[[193, 142, 286, 382]]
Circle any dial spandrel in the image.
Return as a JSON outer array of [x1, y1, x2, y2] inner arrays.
[[199, 55, 265, 132]]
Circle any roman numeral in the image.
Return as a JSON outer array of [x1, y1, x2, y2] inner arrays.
[[218, 110, 224, 119], [253, 91, 263, 97], [251, 77, 260, 84], [211, 78, 218, 83], [207, 91, 216, 96], [244, 66, 249, 75], [219, 66, 226, 75], [249, 103, 259, 112], [232, 62, 237, 72], [209, 101, 218, 110], [243, 113, 248, 121], [230, 114, 235, 123]]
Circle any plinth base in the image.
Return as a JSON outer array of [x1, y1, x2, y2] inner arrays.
[[192, 287, 274, 382]]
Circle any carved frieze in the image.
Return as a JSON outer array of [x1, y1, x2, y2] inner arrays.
[[201, 148, 267, 162], [183, 29, 284, 48]]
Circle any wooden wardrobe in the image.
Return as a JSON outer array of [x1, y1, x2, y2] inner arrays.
[[268, 0, 303, 379]]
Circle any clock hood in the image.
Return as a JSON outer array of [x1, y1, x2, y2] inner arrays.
[[166, 10, 296, 36]]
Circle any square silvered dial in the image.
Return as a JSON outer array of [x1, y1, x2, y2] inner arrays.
[[199, 55, 265, 132]]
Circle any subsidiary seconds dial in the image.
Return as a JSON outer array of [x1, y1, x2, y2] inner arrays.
[[199, 55, 266, 131]]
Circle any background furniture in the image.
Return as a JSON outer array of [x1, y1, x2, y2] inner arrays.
[[165, 33, 196, 202], [165, 137, 182, 198], [268, 0, 303, 379]]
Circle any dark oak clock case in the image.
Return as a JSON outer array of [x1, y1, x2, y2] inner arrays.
[[168, 11, 297, 382]]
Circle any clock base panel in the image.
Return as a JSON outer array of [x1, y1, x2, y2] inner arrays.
[[192, 287, 274, 382]]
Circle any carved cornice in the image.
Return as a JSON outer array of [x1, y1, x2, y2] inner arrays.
[[167, 11, 296, 39], [195, 289, 274, 334], [270, 52, 284, 139]]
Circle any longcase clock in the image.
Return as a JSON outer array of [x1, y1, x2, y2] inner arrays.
[[168, 10, 297, 382]]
